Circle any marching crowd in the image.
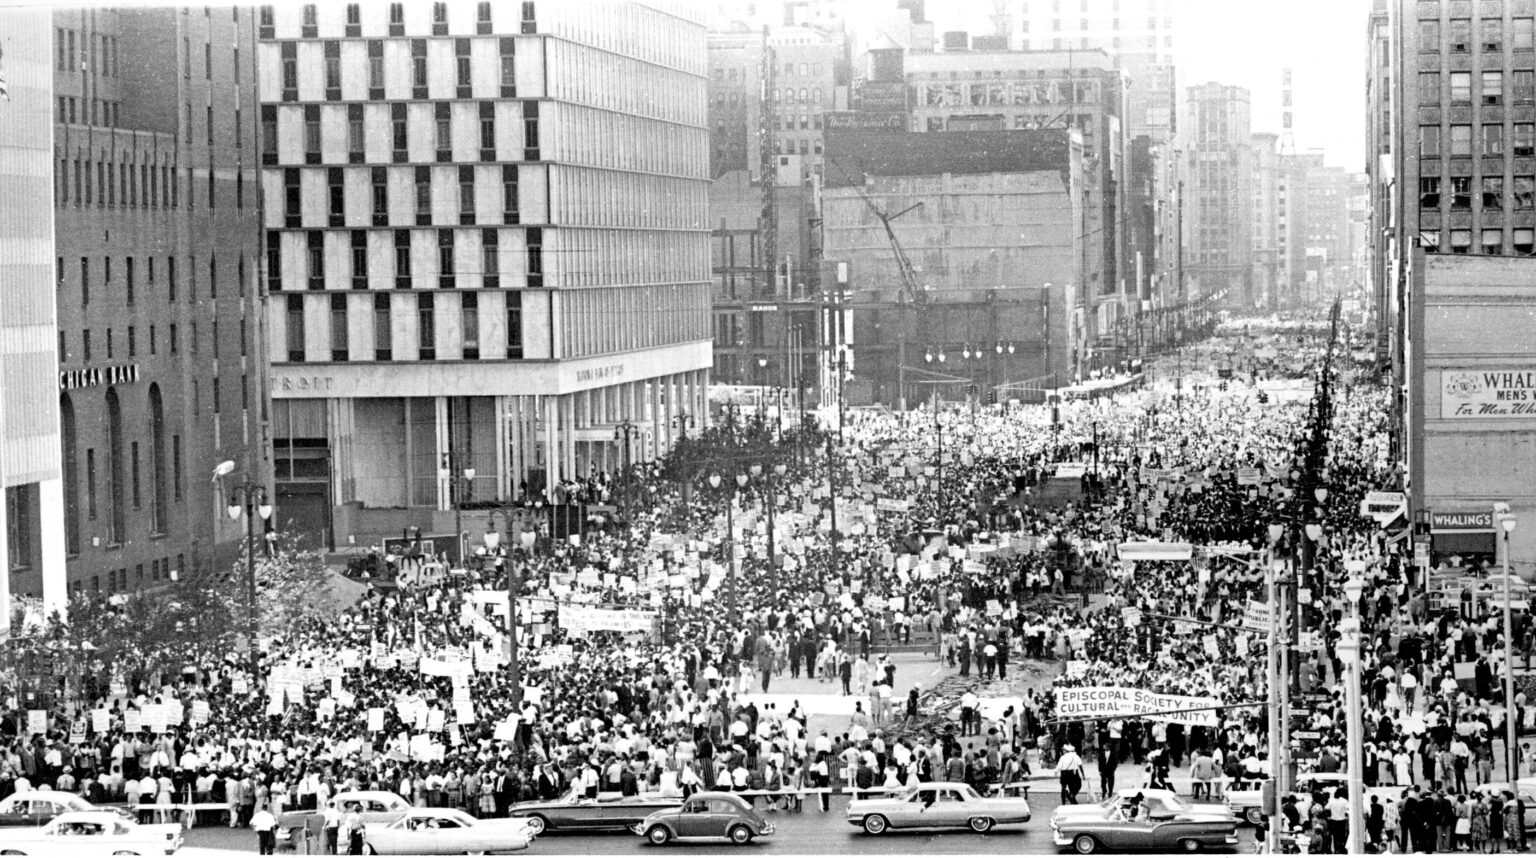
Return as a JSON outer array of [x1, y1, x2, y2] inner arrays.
[[0, 316, 1527, 855]]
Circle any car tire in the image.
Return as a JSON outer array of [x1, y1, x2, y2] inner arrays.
[[525, 814, 548, 835], [1073, 833, 1099, 854], [863, 815, 889, 835], [1179, 838, 1201, 852], [1244, 807, 1264, 826], [968, 816, 995, 833], [646, 825, 672, 845], [728, 824, 754, 845]]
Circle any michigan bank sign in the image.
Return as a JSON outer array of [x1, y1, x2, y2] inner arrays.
[[1441, 369, 1536, 418]]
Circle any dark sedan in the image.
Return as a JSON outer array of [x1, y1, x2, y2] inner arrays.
[[508, 789, 683, 834]]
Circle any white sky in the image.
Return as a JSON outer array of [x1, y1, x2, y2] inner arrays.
[[915, 0, 1372, 172]]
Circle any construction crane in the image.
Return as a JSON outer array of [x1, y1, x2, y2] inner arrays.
[[828, 156, 925, 408]]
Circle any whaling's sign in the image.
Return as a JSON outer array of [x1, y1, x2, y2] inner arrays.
[[1441, 369, 1536, 418]]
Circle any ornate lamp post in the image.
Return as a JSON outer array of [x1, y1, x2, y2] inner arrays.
[[709, 471, 750, 626], [223, 472, 273, 669]]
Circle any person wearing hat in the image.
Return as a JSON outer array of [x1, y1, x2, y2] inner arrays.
[[1056, 743, 1085, 804]]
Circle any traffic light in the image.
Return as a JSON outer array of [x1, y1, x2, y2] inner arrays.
[[987, 390, 998, 406]]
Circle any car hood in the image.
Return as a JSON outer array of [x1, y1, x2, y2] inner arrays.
[[1052, 806, 1231, 824]]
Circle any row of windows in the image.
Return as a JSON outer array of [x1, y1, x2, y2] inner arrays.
[[260, 2, 532, 41], [918, 80, 1102, 108], [55, 254, 246, 310], [266, 227, 543, 291], [1417, 69, 1535, 104], [1421, 227, 1536, 254], [55, 154, 180, 210], [262, 100, 536, 167], [551, 103, 708, 178], [1418, 175, 1536, 209], [270, 35, 520, 104], [1019, 35, 1171, 52], [1417, 17, 1536, 52], [60, 387, 182, 556], [56, 96, 120, 128], [560, 282, 711, 360], [1419, 122, 1536, 156], [281, 290, 525, 363], [546, 37, 706, 127], [58, 316, 242, 365], [268, 164, 532, 230], [55, 27, 118, 76], [73, 556, 186, 596]]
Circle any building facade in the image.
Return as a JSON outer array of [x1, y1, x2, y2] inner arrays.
[[1250, 132, 1281, 310], [51, 7, 266, 596], [2, 9, 67, 625], [1185, 82, 1254, 308], [257, 1, 711, 547]]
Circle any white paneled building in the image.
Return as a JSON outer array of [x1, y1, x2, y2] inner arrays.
[[257, 1, 711, 544]]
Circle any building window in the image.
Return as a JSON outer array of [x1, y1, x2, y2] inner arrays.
[[388, 2, 404, 35], [522, 102, 540, 160], [1420, 72, 1441, 103], [372, 166, 388, 225], [86, 447, 97, 521], [499, 38, 516, 97], [1483, 228, 1504, 254], [477, 1, 493, 34], [328, 167, 344, 227], [1452, 176, 1472, 208], [455, 38, 471, 96], [392, 103, 408, 161], [61, 395, 79, 553], [368, 42, 384, 97], [1451, 71, 1472, 102], [1483, 123, 1504, 155], [438, 229, 455, 288], [300, 2, 317, 37], [304, 104, 321, 163], [483, 229, 499, 287], [1515, 70, 1535, 103], [105, 388, 125, 545], [1516, 228, 1535, 255], [480, 102, 496, 160], [1483, 17, 1502, 51], [459, 166, 476, 224], [461, 292, 479, 359], [1483, 70, 1504, 104], [130, 441, 141, 509], [284, 167, 300, 227], [417, 293, 436, 359], [502, 165, 519, 223], [5, 486, 32, 571], [1450, 124, 1472, 156], [1484, 176, 1504, 209], [1517, 123, 1536, 156], [149, 385, 166, 534], [324, 41, 341, 100], [307, 233, 325, 289], [351, 230, 368, 289], [507, 290, 523, 358], [395, 230, 412, 287], [435, 102, 452, 161], [345, 2, 361, 36], [1420, 176, 1441, 209], [1450, 229, 1472, 253], [432, 1, 448, 34], [520, 1, 536, 34], [415, 166, 432, 224], [411, 39, 428, 97], [1450, 18, 1471, 51], [348, 104, 365, 162], [280, 41, 297, 100], [526, 226, 543, 288], [1516, 175, 1535, 208], [331, 293, 349, 361], [1420, 19, 1440, 47], [287, 295, 305, 362], [374, 293, 392, 360]]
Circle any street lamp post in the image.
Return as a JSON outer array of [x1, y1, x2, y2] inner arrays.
[[614, 419, 640, 524], [224, 474, 273, 670], [766, 463, 786, 566], [709, 471, 750, 627], [440, 453, 475, 567], [1341, 573, 1366, 856], [484, 513, 536, 710]]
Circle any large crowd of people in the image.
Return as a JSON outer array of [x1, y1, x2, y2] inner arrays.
[[0, 313, 1528, 855]]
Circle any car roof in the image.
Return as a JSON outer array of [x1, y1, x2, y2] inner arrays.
[[690, 792, 749, 804], [335, 791, 406, 802], [7, 792, 84, 804], [50, 811, 124, 823]]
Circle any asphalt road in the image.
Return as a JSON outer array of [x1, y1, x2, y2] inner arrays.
[[179, 793, 1259, 855]]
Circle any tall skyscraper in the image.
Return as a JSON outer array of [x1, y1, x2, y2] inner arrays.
[[257, 1, 711, 547], [1, 9, 66, 625], [1185, 82, 1254, 307], [50, 7, 264, 597]]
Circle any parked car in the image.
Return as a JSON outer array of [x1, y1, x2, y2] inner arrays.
[[0, 792, 135, 828], [1050, 788, 1238, 854], [845, 781, 1031, 834], [276, 790, 411, 844], [0, 810, 183, 856], [362, 807, 536, 855], [629, 792, 774, 845], [509, 787, 683, 834]]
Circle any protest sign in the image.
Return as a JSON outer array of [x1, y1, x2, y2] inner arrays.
[[1055, 687, 1223, 727]]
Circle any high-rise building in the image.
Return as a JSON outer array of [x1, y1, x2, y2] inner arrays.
[[1015, 0, 1177, 142], [257, 1, 711, 548], [51, 7, 266, 597], [1250, 132, 1281, 310], [1185, 82, 1254, 308], [1, 9, 67, 626]]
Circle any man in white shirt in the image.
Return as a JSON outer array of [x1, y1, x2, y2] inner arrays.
[[250, 806, 278, 855], [1056, 744, 1085, 804]]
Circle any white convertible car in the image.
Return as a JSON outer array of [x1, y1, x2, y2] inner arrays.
[[363, 808, 537, 855], [0, 810, 182, 856]]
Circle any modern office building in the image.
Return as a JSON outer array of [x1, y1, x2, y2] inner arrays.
[[1, 8, 67, 625], [51, 7, 266, 595], [1185, 82, 1254, 308], [257, 1, 711, 547], [1251, 132, 1281, 310]]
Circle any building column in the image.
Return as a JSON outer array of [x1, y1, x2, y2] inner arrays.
[[494, 396, 509, 502], [543, 396, 559, 494], [0, 480, 9, 638], [435, 396, 451, 512], [36, 477, 65, 618], [561, 395, 576, 483]]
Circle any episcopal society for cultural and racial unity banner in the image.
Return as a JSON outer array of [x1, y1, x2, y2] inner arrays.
[[1055, 686, 1224, 727]]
